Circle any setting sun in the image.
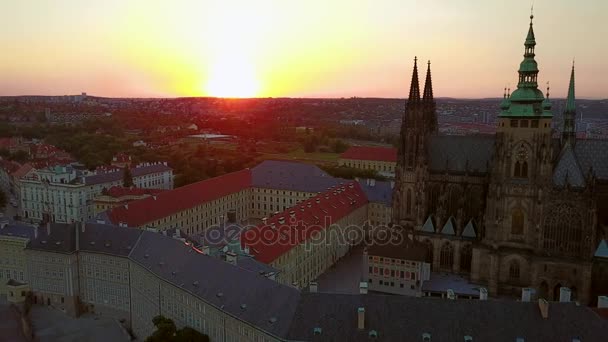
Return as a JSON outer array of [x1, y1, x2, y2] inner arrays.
[[205, 56, 260, 98]]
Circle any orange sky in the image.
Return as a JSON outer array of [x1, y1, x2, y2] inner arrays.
[[0, 0, 606, 99]]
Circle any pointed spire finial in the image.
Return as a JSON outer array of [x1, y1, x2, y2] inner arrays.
[[530, 1, 534, 21], [407, 56, 421, 103], [423, 59, 434, 102], [503, 87, 507, 99], [546, 81, 550, 98]]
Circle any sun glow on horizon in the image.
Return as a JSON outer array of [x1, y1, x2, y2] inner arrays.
[[205, 55, 261, 98]]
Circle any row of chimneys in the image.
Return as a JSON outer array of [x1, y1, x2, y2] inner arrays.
[[310, 281, 608, 325]]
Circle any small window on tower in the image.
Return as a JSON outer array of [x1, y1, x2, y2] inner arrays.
[[511, 120, 518, 128], [520, 120, 529, 128]]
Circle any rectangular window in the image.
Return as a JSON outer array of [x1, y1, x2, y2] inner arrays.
[[511, 120, 518, 127], [520, 120, 529, 128], [531, 120, 539, 128]]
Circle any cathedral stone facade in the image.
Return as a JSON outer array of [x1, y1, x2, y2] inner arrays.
[[392, 14, 608, 304]]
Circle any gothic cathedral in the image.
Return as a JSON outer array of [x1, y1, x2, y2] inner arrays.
[[392, 13, 608, 304]]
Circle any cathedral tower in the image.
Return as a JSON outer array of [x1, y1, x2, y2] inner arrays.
[[482, 13, 556, 294], [392, 58, 437, 228]]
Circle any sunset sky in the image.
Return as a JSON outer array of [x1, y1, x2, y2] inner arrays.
[[0, 0, 606, 99]]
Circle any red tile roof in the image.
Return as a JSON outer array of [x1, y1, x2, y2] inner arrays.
[[340, 146, 397, 162], [106, 169, 251, 227], [12, 163, 33, 179], [241, 181, 368, 264], [103, 186, 166, 198], [0, 159, 21, 174]]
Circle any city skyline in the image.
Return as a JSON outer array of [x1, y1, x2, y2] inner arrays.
[[0, 0, 607, 99]]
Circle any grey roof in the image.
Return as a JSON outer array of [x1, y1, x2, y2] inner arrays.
[[84, 164, 171, 186], [357, 179, 393, 206], [421, 273, 481, 296], [0, 223, 38, 240], [26, 223, 77, 254], [574, 139, 608, 181], [129, 231, 300, 339], [553, 144, 586, 188], [595, 240, 608, 258], [252, 160, 346, 193], [235, 255, 280, 276], [79, 223, 142, 257], [428, 135, 495, 174], [287, 293, 608, 342]]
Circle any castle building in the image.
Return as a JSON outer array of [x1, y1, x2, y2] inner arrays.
[[392, 14, 608, 304], [338, 146, 397, 178]]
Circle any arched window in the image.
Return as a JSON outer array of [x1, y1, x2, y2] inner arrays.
[[521, 161, 528, 178], [427, 185, 440, 217], [406, 189, 412, 215], [464, 186, 483, 220], [508, 260, 520, 281], [537, 281, 549, 300], [423, 240, 434, 270], [511, 208, 524, 235], [460, 244, 472, 273], [514, 161, 521, 177], [447, 185, 461, 217], [543, 204, 584, 257], [440, 243, 453, 270]]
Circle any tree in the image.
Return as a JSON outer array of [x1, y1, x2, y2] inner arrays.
[[145, 316, 209, 342], [146, 315, 176, 342], [123, 166, 133, 187], [175, 327, 210, 342]]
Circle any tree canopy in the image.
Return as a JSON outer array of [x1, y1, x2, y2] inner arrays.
[[145, 315, 209, 342]]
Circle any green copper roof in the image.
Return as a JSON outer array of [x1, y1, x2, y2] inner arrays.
[[499, 14, 551, 118], [519, 59, 538, 72], [566, 64, 576, 113], [525, 16, 536, 46]]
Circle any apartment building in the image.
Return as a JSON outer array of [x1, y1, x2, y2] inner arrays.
[[20, 162, 173, 223], [338, 146, 397, 177], [101, 169, 252, 234], [100, 161, 346, 233], [242, 181, 369, 288], [249, 160, 345, 218], [0, 222, 36, 296], [25, 223, 80, 315], [363, 237, 430, 296], [78, 223, 142, 321], [357, 178, 393, 227], [0, 221, 606, 341]]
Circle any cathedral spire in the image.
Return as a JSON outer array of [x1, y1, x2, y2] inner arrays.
[[566, 61, 576, 113], [407, 57, 421, 103], [423, 60, 434, 102], [500, 11, 548, 118], [562, 62, 577, 146]]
